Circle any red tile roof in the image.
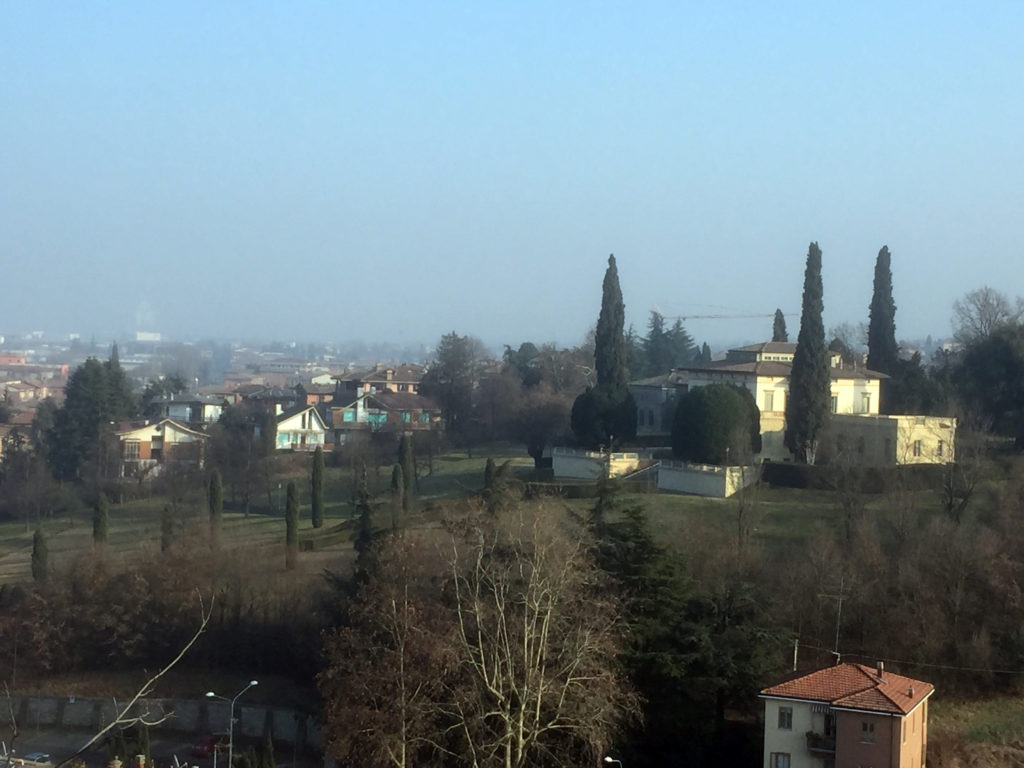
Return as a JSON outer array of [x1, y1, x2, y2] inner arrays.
[[761, 663, 933, 715]]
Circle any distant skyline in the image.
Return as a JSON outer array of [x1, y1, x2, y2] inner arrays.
[[4, 2, 1023, 354]]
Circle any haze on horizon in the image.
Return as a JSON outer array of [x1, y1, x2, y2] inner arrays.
[[4, 2, 1023, 354]]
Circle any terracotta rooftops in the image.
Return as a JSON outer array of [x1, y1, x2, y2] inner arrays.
[[761, 663, 933, 716]]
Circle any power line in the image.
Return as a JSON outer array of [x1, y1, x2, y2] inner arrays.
[[799, 642, 1024, 676]]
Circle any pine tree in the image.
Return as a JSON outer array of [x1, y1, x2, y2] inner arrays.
[[866, 245, 898, 376], [785, 242, 830, 463], [667, 318, 697, 366], [285, 481, 298, 570], [643, 311, 672, 376], [772, 309, 788, 342], [311, 446, 325, 529], [208, 469, 223, 548], [93, 492, 109, 545], [31, 527, 48, 581]]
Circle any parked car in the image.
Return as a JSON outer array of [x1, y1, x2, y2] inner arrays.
[[191, 734, 229, 758]]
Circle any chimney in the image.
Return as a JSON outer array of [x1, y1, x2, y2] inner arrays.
[[877, 661, 885, 680], [908, 685, 915, 697]]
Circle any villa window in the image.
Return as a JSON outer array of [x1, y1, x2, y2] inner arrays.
[[777, 706, 792, 730], [913, 440, 922, 457], [764, 391, 774, 411], [770, 754, 790, 768], [862, 392, 871, 413], [937, 439, 944, 457], [830, 395, 838, 414], [861, 721, 876, 743], [124, 441, 140, 461]]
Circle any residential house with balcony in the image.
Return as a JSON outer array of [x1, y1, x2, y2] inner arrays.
[[333, 363, 426, 397], [760, 662, 933, 768], [275, 404, 328, 452], [115, 419, 208, 479], [328, 391, 441, 444]]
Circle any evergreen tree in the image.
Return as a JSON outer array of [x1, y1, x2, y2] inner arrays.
[[772, 309, 788, 342], [398, 434, 414, 507], [700, 342, 712, 364], [667, 318, 697, 367], [866, 245, 898, 376], [285, 480, 298, 570], [571, 255, 638, 447], [785, 242, 830, 463], [93, 492, 109, 545], [260, 732, 275, 768], [31, 527, 48, 581], [483, 457, 496, 490], [595, 254, 628, 390], [208, 469, 223, 548], [643, 311, 672, 376], [390, 463, 403, 531], [311, 446, 325, 529], [160, 504, 174, 552], [352, 464, 374, 584]]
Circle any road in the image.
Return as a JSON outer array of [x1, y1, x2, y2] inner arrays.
[[9, 728, 219, 768]]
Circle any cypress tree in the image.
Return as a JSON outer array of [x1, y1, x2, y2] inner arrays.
[[866, 245, 898, 376], [785, 242, 830, 463], [353, 463, 374, 584], [594, 254, 628, 390], [483, 457, 496, 490], [208, 469, 223, 548], [571, 254, 638, 447], [160, 504, 174, 552], [311, 446, 325, 529], [285, 481, 298, 570], [390, 463, 404, 531], [31, 528, 48, 581], [772, 309, 788, 342], [93, 492, 109, 545], [700, 342, 712, 364], [399, 435, 415, 507]]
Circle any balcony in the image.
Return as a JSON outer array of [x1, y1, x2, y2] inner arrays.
[[806, 731, 836, 754]]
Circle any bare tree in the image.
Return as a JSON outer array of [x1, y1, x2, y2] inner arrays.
[[443, 505, 638, 768], [953, 286, 1024, 344]]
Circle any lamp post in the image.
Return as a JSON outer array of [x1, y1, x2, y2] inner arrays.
[[603, 757, 623, 767], [206, 680, 258, 768]]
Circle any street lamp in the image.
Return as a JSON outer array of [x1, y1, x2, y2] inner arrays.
[[603, 758, 623, 767], [206, 680, 258, 768]]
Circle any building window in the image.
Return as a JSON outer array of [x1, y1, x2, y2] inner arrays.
[[764, 391, 774, 412], [862, 392, 871, 413], [937, 439, 944, 457], [770, 753, 790, 768], [124, 441, 140, 460], [913, 440, 922, 457], [637, 408, 645, 427], [861, 721, 876, 743], [830, 395, 838, 414], [777, 706, 792, 730], [419, 412, 430, 423], [401, 411, 411, 422]]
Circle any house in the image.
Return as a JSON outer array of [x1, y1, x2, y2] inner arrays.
[[822, 414, 957, 466], [275, 404, 327, 452], [151, 393, 227, 427], [115, 419, 208, 479], [333, 363, 426, 397], [630, 341, 899, 463], [328, 391, 441, 444], [760, 662, 933, 768]]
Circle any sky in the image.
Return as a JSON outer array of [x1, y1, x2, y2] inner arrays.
[[4, 2, 1024, 354]]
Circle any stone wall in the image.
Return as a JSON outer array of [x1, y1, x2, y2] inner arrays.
[[7, 695, 319, 750]]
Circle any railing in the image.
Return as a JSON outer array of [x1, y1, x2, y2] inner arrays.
[[806, 731, 836, 753]]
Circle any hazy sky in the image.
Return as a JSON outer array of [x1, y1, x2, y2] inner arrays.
[[4, 2, 1024, 353]]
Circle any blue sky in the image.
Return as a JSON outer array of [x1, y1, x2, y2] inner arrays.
[[3, 2, 1023, 353]]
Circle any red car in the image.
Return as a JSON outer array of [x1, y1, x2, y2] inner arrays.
[[191, 734, 229, 758]]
